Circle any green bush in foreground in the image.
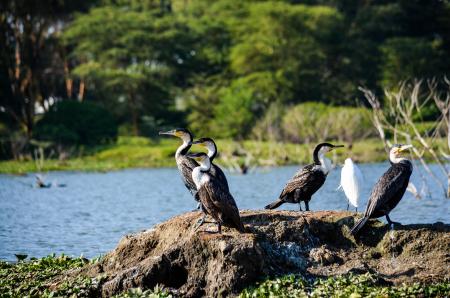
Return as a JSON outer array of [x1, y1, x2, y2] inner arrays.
[[240, 273, 450, 298]]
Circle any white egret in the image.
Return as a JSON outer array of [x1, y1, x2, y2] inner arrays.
[[406, 182, 421, 199], [339, 158, 363, 212]]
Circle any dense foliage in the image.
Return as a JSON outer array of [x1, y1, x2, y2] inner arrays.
[[34, 101, 117, 146], [280, 103, 375, 143], [1, 0, 449, 150]]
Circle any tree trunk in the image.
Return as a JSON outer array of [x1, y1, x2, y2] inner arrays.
[[129, 92, 139, 136]]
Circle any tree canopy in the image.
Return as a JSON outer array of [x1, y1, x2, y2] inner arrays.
[[1, 0, 449, 143]]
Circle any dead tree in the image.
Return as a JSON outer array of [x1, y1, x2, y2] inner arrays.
[[359, 79, 450, 198]]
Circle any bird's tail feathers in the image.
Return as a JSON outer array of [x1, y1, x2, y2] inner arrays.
[[265, 199, 284, 210], [238, 222, 245, 233], [350, 216, 369, 236]]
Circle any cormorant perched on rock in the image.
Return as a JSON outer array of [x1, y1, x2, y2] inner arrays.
[[159, 128, 199, 202], [187, 152, 244, 233], [192, 137, 229, 191], [265, 143, 344, 211], [351, 144, 413, 236]]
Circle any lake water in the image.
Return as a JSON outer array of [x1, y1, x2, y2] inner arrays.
[[0, 163, 449, 261]]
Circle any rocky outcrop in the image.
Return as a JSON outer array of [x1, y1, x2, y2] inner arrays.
[[59, 210, 449, 297]]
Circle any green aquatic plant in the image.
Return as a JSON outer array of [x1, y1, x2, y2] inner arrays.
[[240, 273, 450, 298], [1, 255, 448, 297], [113, 285, 173, 298], [0, 254, 90, 297]]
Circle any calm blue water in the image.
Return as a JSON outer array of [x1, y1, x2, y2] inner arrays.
[[0, 163, 448, 261]]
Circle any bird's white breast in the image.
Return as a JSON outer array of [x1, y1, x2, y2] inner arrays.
[[318, 156, 333, 174], [192, 168, 210, 190]]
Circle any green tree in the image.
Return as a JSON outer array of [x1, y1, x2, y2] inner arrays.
[[228, 2, 345, 104], [380, 37, 447, 87], [0, 0, 94, 136], [63, 6, 200, 135], [34, 100, 117, 146]]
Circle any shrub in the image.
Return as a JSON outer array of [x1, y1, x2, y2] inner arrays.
[[34, 100, 118, 147], [281, 102, 376, 143]]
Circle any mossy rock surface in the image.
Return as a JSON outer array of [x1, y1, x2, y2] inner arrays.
[[52, 211, 449, 297]]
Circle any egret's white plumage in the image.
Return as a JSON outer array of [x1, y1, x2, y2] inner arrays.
[[406, 182, 421, 199], [340, 158, 363, 210]]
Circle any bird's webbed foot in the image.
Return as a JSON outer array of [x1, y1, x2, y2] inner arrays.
[[386, 215, 401, 226], [194, 214, 207, 231], [304, 201, 310, 211]]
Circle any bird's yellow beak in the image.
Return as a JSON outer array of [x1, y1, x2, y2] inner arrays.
[[159, 130, 182, 137], [330, 145, 344, 151], [192, 141, 205, 147], [187, 153, 203, 162], [159, 129, 176, 136], [399, 144, 413, 152]]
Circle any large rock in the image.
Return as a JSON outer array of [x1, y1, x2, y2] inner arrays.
[[59, 210, 450, 297]]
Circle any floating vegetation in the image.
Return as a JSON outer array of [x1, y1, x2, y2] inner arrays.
[[0, 254, 93, 297], [1, 255, 449, 297], [240, 273, 450, 298], [113, 286, 172, 298]]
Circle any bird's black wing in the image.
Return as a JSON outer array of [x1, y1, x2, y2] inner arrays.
[[203, 177, 243, 231], [210, 163, 229, 191], [278, 164, 323, 199], [364, 165, 410, 217], [178, 156, 199, 197]]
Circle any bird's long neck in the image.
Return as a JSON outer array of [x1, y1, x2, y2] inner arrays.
[[313, 145, 323, 165], [391, 158, 413, 170], [175, 135, 192, 158], [199, 158, 211, 172], [389, 153, 410, 164], [319, 153, 332, 174], [206, 143, 217, 161]]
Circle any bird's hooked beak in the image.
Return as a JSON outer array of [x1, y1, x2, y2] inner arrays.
[[398, 144, 413, 152], [331, 144, 345, 151], [186, 153, 203, 162], [159, 129, 176, 136], [192, 140, 205, 147]]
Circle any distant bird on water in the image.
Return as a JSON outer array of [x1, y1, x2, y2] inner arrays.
[[351, 144, 413, 236], [265, 143, 344, 211], [192, 137, 229, 191], [339, 158, 363, 212], [159, 128, 199, 203], [187, 152, 244, 233]]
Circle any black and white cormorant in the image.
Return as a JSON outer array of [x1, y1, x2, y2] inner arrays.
[[159, 128, 199, 202], [192, 137, 229, 191], [265, 142, 344, 211], [187, 152, 244, 233], [351, 144, 413, 236]]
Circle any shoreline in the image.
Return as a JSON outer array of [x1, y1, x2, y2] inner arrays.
[[0, 137, 448, 175]]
